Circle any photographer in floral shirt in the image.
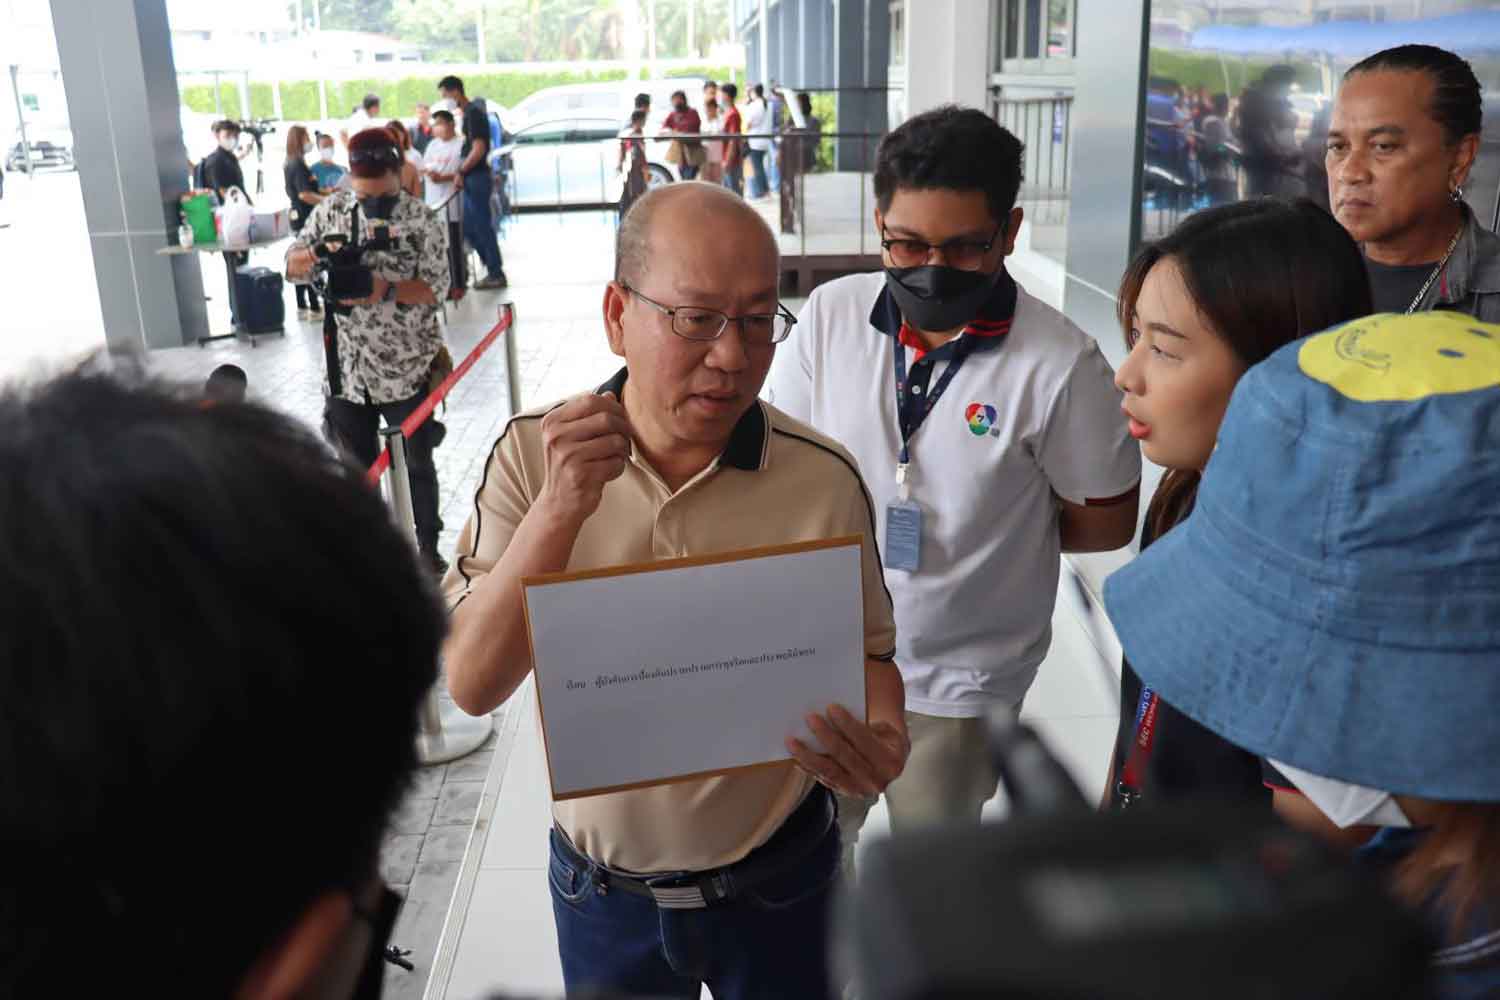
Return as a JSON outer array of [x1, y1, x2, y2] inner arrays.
[[287, 128, 453, 574]]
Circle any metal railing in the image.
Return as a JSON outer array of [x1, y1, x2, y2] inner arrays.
[[993, 94, 1074, 227]]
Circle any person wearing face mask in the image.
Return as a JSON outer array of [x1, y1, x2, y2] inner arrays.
[[662, 88, 704, 181], [285, 129, 452, 575], [422, 108, 467, 301], [200, 119, 251, 205], [311, 132, 348, 193], [767, 106, 1141, 866], [283, 124, 324, 316], [1103, 198, 1373, 812], [0, 366, 445, 1000], [1105, 309, 1500, 999], [1327, 44, 1500, 322], [199, 120, 254, 329]]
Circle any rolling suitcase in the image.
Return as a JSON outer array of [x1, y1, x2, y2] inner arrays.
[[234, 265, 286, 340]]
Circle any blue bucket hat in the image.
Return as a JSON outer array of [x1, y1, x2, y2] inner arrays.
[[1103, 311, 1500, 802]]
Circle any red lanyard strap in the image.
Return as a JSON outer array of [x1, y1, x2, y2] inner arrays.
[[1117, 687, 1161, 806]]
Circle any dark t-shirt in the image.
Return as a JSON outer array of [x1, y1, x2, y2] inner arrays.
[[283, 158, 317, 230], [201, 148, 249, 204], [460, 101, 489, 174], [1367, 258, 1436, 315], [1111, 510, 1271, 809]]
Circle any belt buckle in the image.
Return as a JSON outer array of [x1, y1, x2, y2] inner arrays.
[[647, 882, 708, 910], [1115, 781, 1140, 809]]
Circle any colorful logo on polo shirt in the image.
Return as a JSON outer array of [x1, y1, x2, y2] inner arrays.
[[965, 403, 998, 436]]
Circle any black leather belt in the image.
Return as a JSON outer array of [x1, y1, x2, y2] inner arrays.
[[553, 786, 835, 911]]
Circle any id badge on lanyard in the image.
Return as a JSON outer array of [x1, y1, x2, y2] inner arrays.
[[884, 337, 967, 573]]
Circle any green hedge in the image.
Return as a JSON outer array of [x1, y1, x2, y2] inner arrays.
[[809, 91, 837, 173], [180, 65, 739, 122]]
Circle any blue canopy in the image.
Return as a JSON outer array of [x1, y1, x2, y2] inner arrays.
[[1189, 10, 1500, 57]]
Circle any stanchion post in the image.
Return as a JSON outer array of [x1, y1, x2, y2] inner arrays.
[[502, 303, 522, 416], [379, 427, 492, 765]]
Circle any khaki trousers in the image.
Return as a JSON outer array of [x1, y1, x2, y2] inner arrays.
[[837, 708, 1013, 875]]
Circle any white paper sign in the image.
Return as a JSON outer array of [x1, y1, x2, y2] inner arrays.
[[522, 538, 868, 800]]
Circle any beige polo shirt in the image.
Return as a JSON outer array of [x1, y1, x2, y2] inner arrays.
[[443, 367, 897, 874]]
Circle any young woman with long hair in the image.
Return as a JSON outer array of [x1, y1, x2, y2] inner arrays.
[[282, 124, 323, 315], [385, 119, 424, 198], [1106, 198, 1373, 809]]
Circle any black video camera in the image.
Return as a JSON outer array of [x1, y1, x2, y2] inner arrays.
[[234, 118, 277, 142], [839, 716, 1434, 1000], [311, 214, 401, 317], [313, 203, 403, 397]]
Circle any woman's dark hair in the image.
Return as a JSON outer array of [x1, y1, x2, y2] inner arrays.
[[721, 82, 738, 101], [1395, 803, 1500, 942], [874, 105, 1025, 224], [1118, 198, 1374, 538], [1346, 44, 1482, 144], [386, 117, 412, 152], [283, 123, 311, 162]]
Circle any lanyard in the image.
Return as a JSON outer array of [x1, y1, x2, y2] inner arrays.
[[892, 334, 969, 489], [1117, 686, 1161, 807]]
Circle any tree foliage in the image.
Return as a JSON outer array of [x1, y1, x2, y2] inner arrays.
[[287, 0, 730, 63]]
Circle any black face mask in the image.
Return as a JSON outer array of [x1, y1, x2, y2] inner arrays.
[[674, 102, 687, 113], [884, 264, 1001, 333], [356, 193, 400, 221]]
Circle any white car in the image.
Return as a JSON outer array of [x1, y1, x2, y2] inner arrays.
[[499, 116, 680, 209], [5, 123, 74, 173], [505, 78, 708, 136]]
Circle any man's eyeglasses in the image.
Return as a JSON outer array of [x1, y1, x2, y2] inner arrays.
[[621, 283, 797, 345], [880, 223, 1005, 271]]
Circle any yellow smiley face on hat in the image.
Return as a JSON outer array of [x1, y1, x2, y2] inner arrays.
[[1298, 311, 1500, 402]]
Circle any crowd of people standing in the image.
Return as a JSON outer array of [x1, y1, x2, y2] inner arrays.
[[10, 40, 1498, 1000]]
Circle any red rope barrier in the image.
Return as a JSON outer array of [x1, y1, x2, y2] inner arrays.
[[366, 304, 515, 485]]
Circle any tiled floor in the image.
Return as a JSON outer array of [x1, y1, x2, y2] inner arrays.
[[427, 564, 1124, 1000]]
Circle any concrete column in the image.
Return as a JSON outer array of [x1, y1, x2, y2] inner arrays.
[[903, 0, 989, 117], [796, 0, 832, 90], [832, 0, 889, 170], [1061, 0, 1149, 370], [51, 0, 209, 351], [759, 0, 770, 85]]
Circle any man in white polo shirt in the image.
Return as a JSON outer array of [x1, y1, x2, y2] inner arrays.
[[767, 105, 1140, 857]]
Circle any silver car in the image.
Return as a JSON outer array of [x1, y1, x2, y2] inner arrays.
[[499, 116, 676, 209]]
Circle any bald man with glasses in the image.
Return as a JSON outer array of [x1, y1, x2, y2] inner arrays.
[[441, 181, 907, 998]]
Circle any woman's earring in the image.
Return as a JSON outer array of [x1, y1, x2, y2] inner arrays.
[[1451, 185, 1466, 203]]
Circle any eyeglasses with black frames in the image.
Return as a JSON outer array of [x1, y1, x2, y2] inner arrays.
[[880, 222, 1005, 271], [620, 282, 797, 345]]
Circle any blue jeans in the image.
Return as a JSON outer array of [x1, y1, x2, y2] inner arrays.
[[462, 171, 504, 279], [723, 162, 744, 196], [765, 141, 781, 192], [548, 796, 840, 999], [747, 149, 768, 198]]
